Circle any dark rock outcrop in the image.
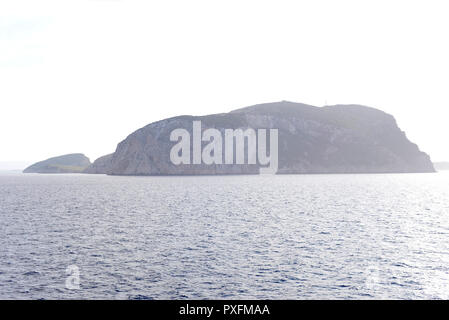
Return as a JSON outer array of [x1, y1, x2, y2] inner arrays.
[[83, 154, 113, 174], [23, 153, 91, 173], [101, 101, 434, 175]]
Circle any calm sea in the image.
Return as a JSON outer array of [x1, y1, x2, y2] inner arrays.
[[1, 172, 449, 299]]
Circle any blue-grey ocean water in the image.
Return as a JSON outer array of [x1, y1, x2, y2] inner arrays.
[[1, 172, 449, 299]]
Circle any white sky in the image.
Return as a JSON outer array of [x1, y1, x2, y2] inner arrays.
[[1, 0, 448, 169]]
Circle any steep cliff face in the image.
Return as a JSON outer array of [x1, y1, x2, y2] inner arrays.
[[23, 153, 91, 173], [103, 101, 434, 175]]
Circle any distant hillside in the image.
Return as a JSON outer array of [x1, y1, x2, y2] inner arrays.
[[433, 162, 449, 171], [23, 154, 91, 173]]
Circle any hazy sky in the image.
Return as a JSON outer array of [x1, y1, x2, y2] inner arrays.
[[1, 0, 448, 169]]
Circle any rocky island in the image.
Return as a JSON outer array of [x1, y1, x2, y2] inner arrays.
[[23, 153, 91, 173], [85, 101, 434, 175], [27, 102, 434, 175]]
